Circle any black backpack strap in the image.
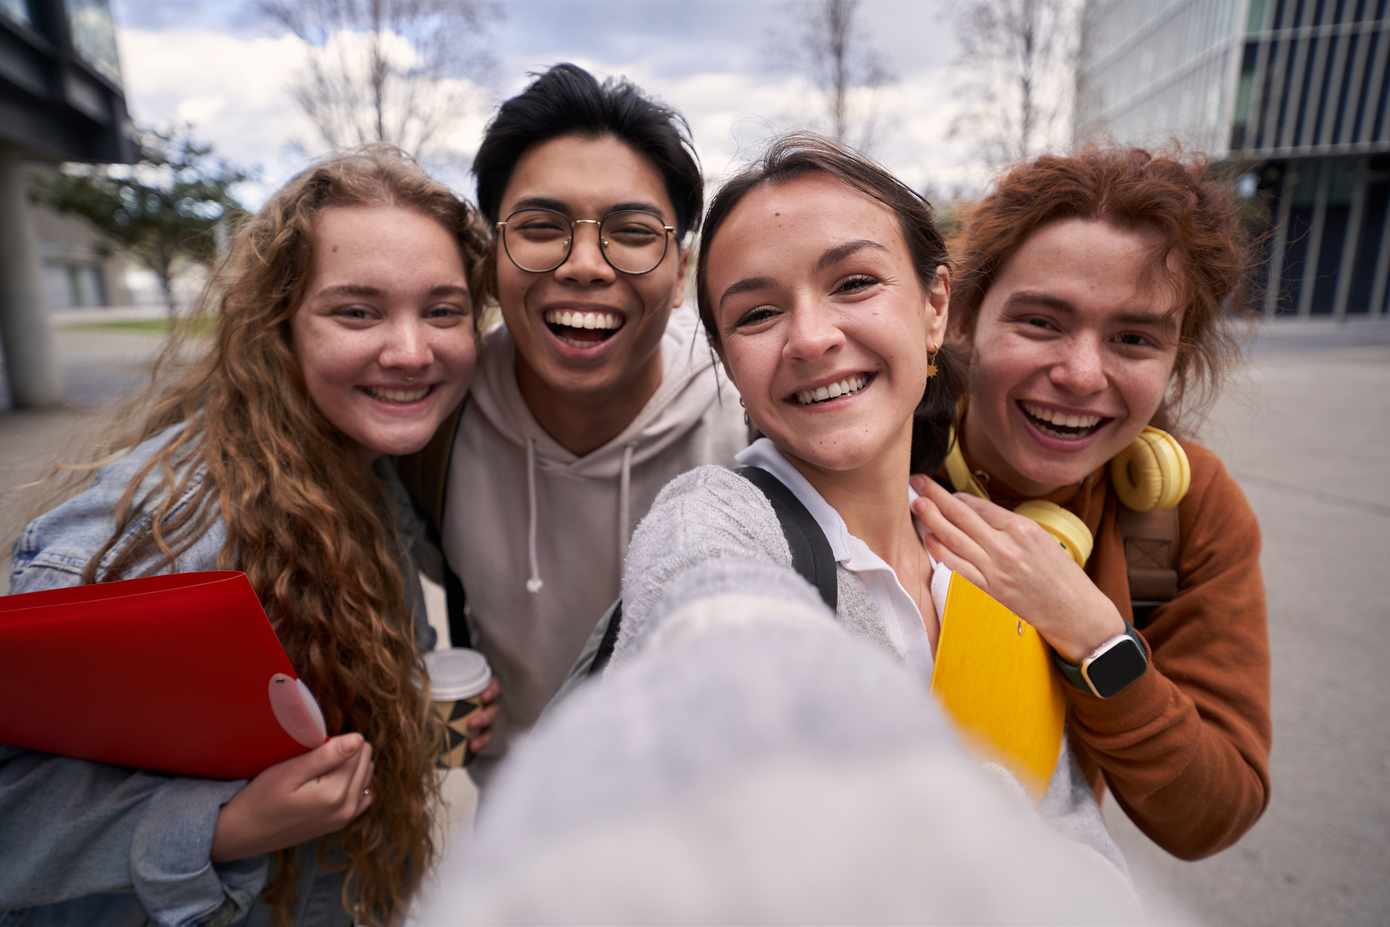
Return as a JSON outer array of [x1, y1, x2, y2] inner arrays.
[[589, 466, 838, 679], [588, 599, 623, 676], [735, 466, 838, 612], [442, 563, 473, 649]]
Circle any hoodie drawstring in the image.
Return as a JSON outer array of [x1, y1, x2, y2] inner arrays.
[[525, 437, 543, 594], [618, 443, 635, 562]]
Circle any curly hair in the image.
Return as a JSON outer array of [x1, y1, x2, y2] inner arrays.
[[950, 147, 1251, 431], [48, 146, 488, 925], [695, 132, 963, 475]]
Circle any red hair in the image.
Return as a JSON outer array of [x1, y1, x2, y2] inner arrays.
[[951, 147, 1251, 430]]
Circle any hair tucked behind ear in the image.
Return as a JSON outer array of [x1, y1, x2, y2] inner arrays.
[[695, 132, 961, 475], [32, 146, 488, 926]]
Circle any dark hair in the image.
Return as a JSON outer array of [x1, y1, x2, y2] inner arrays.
[[472, 63, 704, 239], [695, 133, 964, 474], [951, 147, 1250, 431]]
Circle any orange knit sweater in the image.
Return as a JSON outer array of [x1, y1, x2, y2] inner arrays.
[[948, 439, 1272, 860]]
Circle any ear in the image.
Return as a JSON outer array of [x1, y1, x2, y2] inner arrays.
[[669, 245, 692, 309], [923, 264, 950, 347]]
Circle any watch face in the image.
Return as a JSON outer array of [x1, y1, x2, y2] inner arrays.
[[1083, 638, 1148, 697]]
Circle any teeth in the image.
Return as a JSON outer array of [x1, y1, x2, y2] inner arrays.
[[544, 309, 622, 331], [367, 386, 430, 403], [796, 374, 868, 406], [1021, 402, 1101, 429]]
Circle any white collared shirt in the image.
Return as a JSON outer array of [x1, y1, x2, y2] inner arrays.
[[736, 439, 938, 681]]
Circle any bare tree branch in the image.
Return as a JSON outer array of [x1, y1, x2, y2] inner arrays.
[[775, 0, 897, 152], [947, 0, 1080, 169], [259, 0, 501, 163]]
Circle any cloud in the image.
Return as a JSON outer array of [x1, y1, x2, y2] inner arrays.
[[114, 8, 990, 211]]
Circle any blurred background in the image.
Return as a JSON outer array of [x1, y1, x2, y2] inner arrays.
[[1, 1, 1388, 925]]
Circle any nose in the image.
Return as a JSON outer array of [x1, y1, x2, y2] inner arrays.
[[1049, 335, 1107, 395], [379, 318, 433, 373], [783, 301, 844, 363], [555, 219, 616, 287]]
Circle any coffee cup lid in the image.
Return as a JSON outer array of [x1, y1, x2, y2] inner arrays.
[[424, 648, 492, 700]]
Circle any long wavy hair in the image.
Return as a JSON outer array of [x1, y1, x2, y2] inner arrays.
[[42, 146, 488, 925], [950, 147, 1252, 433]]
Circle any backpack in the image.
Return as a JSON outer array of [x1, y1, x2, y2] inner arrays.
[[587, 466, 837, 676], [1117, 505, 1181, 629]]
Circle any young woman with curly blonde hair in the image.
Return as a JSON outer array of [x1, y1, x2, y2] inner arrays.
[[1, 146, 489, 926]]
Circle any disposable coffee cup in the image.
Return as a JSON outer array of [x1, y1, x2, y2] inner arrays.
[[424, 648, 492, 768]]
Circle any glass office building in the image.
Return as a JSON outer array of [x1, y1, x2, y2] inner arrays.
[[1075, 0, 1390, 319]]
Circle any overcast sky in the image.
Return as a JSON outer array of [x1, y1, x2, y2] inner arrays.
[[109, 0, 989, 209]]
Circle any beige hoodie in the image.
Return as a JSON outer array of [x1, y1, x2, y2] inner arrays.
[[441, 307, 747, 777]]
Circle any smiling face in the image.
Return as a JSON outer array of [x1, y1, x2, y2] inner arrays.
[[494, 132, 687, 419], [961, 217, 1182, 497], [705, 172, 949, 478], [292, 205, 476, 463]]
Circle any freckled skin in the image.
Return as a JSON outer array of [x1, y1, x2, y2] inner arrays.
[[291, 206, 476, 464], [961, 219, 1182, 496]]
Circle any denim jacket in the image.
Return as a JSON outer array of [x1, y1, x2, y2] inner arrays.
[[1, 432, 436, 927]]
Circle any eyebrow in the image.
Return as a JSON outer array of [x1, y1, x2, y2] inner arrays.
[[314, 283, 469, 301], [816, 239, 888, 271], [717, 239, 889, 310], [507, 196, 667, 219], [1003, 290, 1179, 330], [718, 276, 777, 310]]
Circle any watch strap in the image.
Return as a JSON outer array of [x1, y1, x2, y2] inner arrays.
[[1051, 622, 1147, 697]]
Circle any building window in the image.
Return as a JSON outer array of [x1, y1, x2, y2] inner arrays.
[[67, 0, 122, 85]]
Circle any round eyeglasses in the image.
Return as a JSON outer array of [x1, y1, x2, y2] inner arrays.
[[497, 207, 676, 276]]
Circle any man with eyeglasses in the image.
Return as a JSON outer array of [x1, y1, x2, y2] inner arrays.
[[401, 63, 745, 784]]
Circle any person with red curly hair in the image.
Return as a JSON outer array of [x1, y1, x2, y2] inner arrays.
[[912, 148, 1271, 860]]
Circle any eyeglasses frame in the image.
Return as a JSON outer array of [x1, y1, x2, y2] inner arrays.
[[496, 206, 677, 277]]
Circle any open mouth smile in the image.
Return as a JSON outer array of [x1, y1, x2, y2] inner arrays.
[[791, 373, 873, 406], [1018, 401, 1112, 440], [360, 384, 435, 404], [544, 309, 624, 348]]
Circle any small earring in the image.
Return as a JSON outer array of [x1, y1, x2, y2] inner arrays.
[[926, 344, 939, 380]]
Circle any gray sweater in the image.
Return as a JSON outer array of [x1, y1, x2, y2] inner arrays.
[[618, 464, 1128, 873], [414, 567, 1164, 924]]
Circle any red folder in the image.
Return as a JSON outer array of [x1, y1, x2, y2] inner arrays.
[[0, 571, 326, 780]]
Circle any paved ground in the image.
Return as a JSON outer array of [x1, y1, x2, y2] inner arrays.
[[1103, 319, 1390, 927], [2, 316, 1388, 925]]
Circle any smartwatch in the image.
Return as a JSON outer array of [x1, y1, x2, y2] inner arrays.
[[1052, 623, 1149, 698]]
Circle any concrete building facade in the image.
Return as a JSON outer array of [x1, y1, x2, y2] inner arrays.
[[1, 0, 131, 407], [1075, 0, 1390, 319]]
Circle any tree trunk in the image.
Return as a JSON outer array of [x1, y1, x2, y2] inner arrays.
[[158, 271, 177, 320]]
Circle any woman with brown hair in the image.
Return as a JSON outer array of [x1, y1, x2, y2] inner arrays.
[[1, 146, 489, 925], [913, 148, 1271, 859], [615, 133, 1126, 871]]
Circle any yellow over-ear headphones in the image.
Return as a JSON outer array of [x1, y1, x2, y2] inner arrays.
[[943, 426, 1191, 568]]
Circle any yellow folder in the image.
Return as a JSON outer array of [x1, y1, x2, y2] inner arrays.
[[929, 566, 1066, 800]]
